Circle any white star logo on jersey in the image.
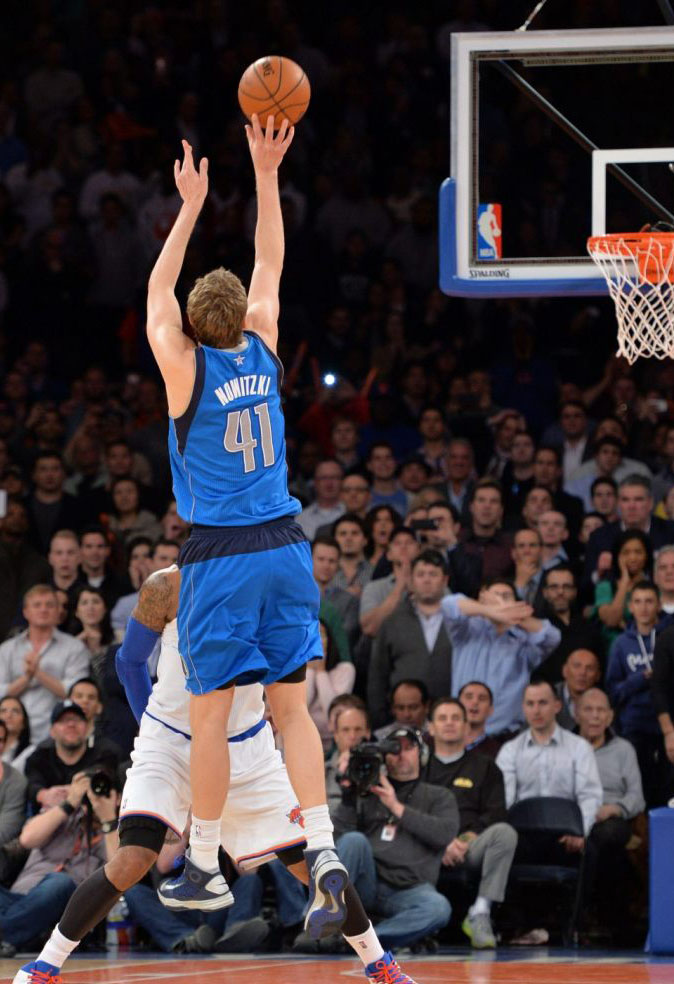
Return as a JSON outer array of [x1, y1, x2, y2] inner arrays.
[[234, 354, 245, 366]]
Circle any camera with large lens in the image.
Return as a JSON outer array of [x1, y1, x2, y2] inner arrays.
[[342, 738, 401, 796], [84, 766, 113, 798]]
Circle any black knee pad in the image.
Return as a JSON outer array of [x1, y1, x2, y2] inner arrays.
[[118, 815, 169, 855], [276, 844, 306, 867], [277, 664, 307, 684]]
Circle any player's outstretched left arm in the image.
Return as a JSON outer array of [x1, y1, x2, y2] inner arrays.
[[147, 139, 208, 414], [244, 114, 294, 354]]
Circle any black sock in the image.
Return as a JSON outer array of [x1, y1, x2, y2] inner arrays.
[[59, 868, 122, 941], [343, 881, 370, 937]]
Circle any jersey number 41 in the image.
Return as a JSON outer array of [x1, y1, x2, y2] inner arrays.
[[224, 402, 275, 473]]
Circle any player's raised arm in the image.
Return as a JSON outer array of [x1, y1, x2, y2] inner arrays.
[[244, 114, 294, 354], [147, 139, 208, 414]]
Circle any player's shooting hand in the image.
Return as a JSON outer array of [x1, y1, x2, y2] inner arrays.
[[174, 140, 208, 208], [245, 114, 294, 173]]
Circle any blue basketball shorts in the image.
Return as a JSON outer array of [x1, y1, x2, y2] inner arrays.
[[177, 516, 322, 695]]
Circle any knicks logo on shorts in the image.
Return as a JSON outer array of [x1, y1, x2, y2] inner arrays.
[[287, 805, 304, 827]]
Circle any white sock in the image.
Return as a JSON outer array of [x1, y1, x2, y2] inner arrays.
[[468, 895, 491, 917], [39, 926, 79, 968], [344, 922, 385, 966], [189, 816, 221, 872], [302, 804, 335, 851]]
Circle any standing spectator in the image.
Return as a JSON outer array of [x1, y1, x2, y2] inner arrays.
[[159, 501, 190, 546], [0, 696, 34, 773], [331, 418, 363, 474], [297, 459, 345, 540], [511, 528, 544, 606], [110, 538, 180, 639], [0, 719, 28, 846], [331, 514, 373, 596], [591, 477, 619, 523], [325, 701, 371, 812], [654, 545, 674, 615], [105, 478, 161, 546], [606, 580, 665, 806], [565, 437, 627, 512], [518, 486, 554, 534], [443, 438, 476, 522], [0, 496, 52, 641], [364, 505, 401, 574], [311, 537, 356, 658], [458, 479, 513, 583], [78, 526, 129, 611], [338, 473, 371, 522], [306, 619, 355, 750], [367, 443, 408, 516], [47, 530, 84, 611], [26, 453, 80, 554], [532, 446, 584, 538], [427, 698, 517, 950], [535, 566, 604, 683], [0, 586, 89, 742], [374, 680, 430, 740], [359, 526, 419, 639], [502, 431, 535, 516], [486, 412, 521, 480], [417, 406, 450, 478], [542, 401, 591, 482], [334, 727, 456, 950], [538, 511, 571, 571], [555, 649, 601, 730], [458, 682, 502, 758], [425, 501, 482, 598], [368, 550, 452, 729], [442, 581, 561, 738]]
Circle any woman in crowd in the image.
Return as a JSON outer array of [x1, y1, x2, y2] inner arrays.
[[0, 696, 34, 773], [306, 618, 356, 751], [364, 503, 401, 578], [595, 529, 653, 647], [106, 477, 161, 546], [72, 586, 114, 675]]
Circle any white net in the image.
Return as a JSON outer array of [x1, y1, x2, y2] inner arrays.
[[587, 233, 674, 364]]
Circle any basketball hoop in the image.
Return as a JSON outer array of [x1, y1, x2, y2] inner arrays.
[[587, 231, 674, 364]]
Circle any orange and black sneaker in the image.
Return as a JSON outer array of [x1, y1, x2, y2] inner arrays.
[[12, 961, 62, 984], [365, 952, 419, 984]]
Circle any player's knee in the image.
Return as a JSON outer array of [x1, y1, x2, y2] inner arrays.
[[106, 846, 157, 891]]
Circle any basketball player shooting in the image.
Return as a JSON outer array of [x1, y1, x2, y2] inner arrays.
[[144, 116, 346, 919]]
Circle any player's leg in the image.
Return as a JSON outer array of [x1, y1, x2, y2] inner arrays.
[[189, 686, 235, 868], [12, 819, 164, 984]]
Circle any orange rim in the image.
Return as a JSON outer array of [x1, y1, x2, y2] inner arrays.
[[587, 232, 674, 254]]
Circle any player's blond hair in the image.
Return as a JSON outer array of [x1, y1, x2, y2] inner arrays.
[[186, 268, 248, 349]]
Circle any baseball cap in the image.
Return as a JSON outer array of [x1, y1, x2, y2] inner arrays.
[[387, 726, 423, 747], [51, 700, 87, 725]]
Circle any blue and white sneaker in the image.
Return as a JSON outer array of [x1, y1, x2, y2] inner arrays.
[[365, 952, 419, 984], [304, 848, 348, 939], [12, 961, 59, 984], [158, 851, 234, 911]]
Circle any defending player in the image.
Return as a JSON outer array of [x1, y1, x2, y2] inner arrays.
[[13, 568, 419, 984], [146, 117, 343, 913]]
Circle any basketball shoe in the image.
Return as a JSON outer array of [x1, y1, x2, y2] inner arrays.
[[12, 961, 61, 984], [304, 848, 348, 939], [158, 850, 234, 910], [364, 951, 419, 984]]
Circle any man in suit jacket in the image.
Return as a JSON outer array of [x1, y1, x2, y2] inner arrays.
[[532, 446, 584, 539], [368, 550, 451, 729], [583, 475, 674, 587]]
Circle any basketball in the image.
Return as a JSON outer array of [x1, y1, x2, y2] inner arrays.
[[238, 56, 310, 130]]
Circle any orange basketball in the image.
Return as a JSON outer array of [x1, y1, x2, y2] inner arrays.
[[238, 56, 310, 130]]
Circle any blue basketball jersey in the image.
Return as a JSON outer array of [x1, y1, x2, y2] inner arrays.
[[168, 332, 301, 526]]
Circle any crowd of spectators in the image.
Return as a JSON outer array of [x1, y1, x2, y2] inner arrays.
[[0, 0, 672, 958]]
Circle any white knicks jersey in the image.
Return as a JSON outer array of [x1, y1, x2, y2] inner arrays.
[[143, 618, 266, 738]]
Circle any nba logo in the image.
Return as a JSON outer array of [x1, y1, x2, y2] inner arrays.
[[477, 204, 502, 260]]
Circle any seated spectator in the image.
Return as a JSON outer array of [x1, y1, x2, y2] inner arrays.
[[159, 501, 189, 546], [486, 412, 521, 481], [532, 446, 584, 538], [334, 727, 456, 950], [542, 400, 591, 483], [25, 453, 81, 555], [584, 476, 674, 587], [67, 676, 122, 758], [459, 479, 513, 583], [47, 529, 84, 612], [441, 580, 561, 739], [331, 417, 363, 474], [555, 649, 601, 730], [538, 510, 572, 572], [594, 529, 652, 647], [366, 442, 408, 516], [442, 439, 476, 522], [652, 423, 674, 507], [1, 764, 118, 951], [576, 688, 645, 942], [326, 701, 371, 812], [501, 431, 535, 518], [0, 585, 90, 743], [535, 565, 604, 682], [398, 456, 433, 505], [425, 501, 482, 597], [111, 538, 180, 640], [78, 526, 129, 611], [331, 513, 373, 596], [306, 619, 355, 750], [511, 527, 544, 606], [0, 495, 52, 641], [374, 679, 430, 740], [24, 699, 120, 810], [566, 437, 627, 512], [517, 486, 553, 534], [0, 719, 28, 847], [606, 580, 665, 806], [359, 526, 419, 639], [0, 696, 35, 773], [72, 587, 114, 672], [297, 459, 345, 540], [427, 698, 517, 950], [338, 472, 371, 521], [458, 681, 502, 757], [654, 545, 674, 615], [496, 682, 602, 917], [125, 536, 153, 592], [578, 513, 607, 583], [363, 504, 403, 578], [311, 536, 355, 658], [105, 477, 161, 546], [368, 550, 451, 729], [416, 406, 450, 478], [590, 477, 619, 523]]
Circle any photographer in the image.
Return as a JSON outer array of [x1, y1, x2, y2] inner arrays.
[[0, 762, 118, 951], [333, 727, 458, 950], [24, 701, 120, 811]]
